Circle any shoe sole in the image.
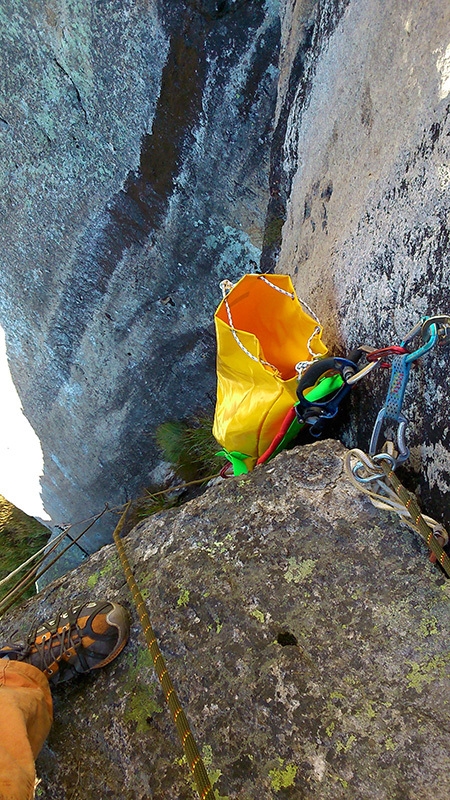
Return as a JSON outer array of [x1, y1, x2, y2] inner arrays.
[[90, 602, 130, 670]]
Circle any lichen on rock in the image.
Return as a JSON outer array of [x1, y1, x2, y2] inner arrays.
[[1, 440, 449, 798]]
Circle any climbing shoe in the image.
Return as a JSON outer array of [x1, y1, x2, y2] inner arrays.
[[0, 599, 130, 684]]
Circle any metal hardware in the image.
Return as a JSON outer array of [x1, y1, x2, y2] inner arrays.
[[296, 357, 359, 434], [421, 314, 450, 342], [368, 319, 442, 467]]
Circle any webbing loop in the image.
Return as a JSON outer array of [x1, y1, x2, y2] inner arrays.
[[112, 505, 214, 800]]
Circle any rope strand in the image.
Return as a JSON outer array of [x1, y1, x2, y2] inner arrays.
[[112, 505, 215, 800], [378, 461, 450, 577]]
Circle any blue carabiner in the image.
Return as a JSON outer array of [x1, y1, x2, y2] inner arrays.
[[403, 321, 438, 363], [369, 321, 438, 464]]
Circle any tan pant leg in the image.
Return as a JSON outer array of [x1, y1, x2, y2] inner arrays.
[[0, 659, 53, 800]]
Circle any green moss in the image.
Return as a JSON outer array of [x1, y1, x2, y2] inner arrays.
[[87, 572, 99, 588], [177, 746, 229, 800], [177, 588, 190, 607], [268, 758, 298, 791], [123, 687, 163, 733], [336, 735, 356, 753], [284, 557, 316, 584], [202, 744, 222, 786], [264, 216, 284, 248], [100, 556, 119, 577], [85, 557, 118, 589], [358, 700, 376, 720], [140, 587, 151, 601], [250, 609, 265, 623], [418, 616, 438, 637], [406, 652, 450, 692], [123, 648, 163, 732], [384, 737, 396, 751]]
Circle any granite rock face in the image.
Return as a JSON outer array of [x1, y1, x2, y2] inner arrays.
[[1, 441, 449, 799], [2, 0, 450, 557], [0, 0, 280, 547], [266, 0, 450, 527]]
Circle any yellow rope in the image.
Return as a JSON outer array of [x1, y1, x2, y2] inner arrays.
[[379, 461, 450, 577], [112, 504, 214, 800]]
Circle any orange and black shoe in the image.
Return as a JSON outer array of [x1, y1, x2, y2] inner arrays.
[[0, 600, 130, 684]]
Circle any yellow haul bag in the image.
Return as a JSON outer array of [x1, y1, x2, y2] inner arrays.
[[212, 274, 327, 471]]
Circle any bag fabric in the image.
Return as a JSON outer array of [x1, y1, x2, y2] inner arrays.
[[212, 274, 327, 471]]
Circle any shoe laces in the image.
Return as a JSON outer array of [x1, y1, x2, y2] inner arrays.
[[28, 608, 82, 676]]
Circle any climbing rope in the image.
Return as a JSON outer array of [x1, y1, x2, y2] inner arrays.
[[0, 472, 220, 614], [345, 449, 450, 576], [112, 504, 214, 800], [378, 458, 450, 575]]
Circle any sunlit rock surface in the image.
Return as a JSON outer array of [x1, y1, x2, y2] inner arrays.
[[1, 441, 449, 799], [266, 0, 450, 527], [1, 0, 450, 561]]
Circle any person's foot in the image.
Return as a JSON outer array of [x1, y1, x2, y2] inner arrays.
[[0, 600, 130, 684]]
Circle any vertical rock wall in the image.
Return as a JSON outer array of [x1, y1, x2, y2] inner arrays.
[[270, 0, 450, 527], [0, 0, 281, 547], [2, 0, 449, 551]]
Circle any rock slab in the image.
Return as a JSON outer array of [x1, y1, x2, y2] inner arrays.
[[1, 440, 449, 799]]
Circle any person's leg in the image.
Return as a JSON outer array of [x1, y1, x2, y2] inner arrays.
[[0, 659, 52, 800], [0, 599, 130, 800]]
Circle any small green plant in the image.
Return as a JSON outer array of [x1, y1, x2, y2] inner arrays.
[[155, 415, 218, 481], [263, 216, 285, 248], [134, 489, 180, 522], [132, 414, 220, 523]]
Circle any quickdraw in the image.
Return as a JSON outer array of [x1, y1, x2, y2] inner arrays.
[[345, 314, 450, 576], [368, 319, 441, 466]]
